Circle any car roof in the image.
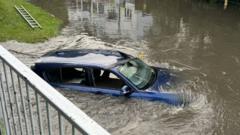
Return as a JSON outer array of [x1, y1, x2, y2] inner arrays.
[[35, 49, 132, 68]]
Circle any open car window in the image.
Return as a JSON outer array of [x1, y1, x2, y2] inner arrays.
[[92, 69, 125, 90], [44, 67, 88, 86]]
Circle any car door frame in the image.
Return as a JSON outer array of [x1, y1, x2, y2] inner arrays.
[[42, 65, 96, 93], [111, 67, 160, 100], [87, 66, 135, 97]]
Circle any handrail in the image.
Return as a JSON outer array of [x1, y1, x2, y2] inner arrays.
[[0, 45, 110, 135]]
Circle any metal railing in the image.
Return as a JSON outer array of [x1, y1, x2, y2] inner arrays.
[[0, 46, 110, 135]]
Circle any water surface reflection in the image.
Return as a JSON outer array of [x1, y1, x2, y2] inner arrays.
[[64, 0, 153, 42], [29, 0, 240, 134]]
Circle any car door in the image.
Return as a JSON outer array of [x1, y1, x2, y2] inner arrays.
[[88, 68, 131, 96]]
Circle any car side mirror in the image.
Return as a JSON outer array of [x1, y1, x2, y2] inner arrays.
[[121, 85, 132, 96]]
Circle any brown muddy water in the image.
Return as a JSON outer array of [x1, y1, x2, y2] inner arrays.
[[1, 0, 240, 134]]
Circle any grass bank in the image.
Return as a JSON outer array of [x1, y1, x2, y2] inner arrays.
[[0, 0, 63, 43], [0, 119, 6, 135]]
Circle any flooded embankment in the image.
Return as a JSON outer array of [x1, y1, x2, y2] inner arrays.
[[1, 0, 240, 134]]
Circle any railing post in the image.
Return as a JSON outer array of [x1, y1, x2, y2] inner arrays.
[[25, 81, 35, 135], [0, 75, 10, 135], [17, 75, 30, 135], [35, 91, 44, 135], [10, 68, 24, 135], [72, 125, 75, 135], [2, 62, 17, 135], [58, 112, 64, 135], [46, 101, 52, 135]]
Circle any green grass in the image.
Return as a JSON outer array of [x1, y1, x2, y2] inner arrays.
[[0, 0, 63, 43], [0, 119, 6, 135]]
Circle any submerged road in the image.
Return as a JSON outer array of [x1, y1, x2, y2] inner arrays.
[[2, 0, 240, 134]]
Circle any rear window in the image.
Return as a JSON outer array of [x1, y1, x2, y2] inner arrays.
[[44, 67, 87, 85]]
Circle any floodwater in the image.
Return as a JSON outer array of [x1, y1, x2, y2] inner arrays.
[[2, 0, 240, 134]]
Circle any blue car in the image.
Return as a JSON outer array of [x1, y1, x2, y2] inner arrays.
[[32, 49, 187, 106]]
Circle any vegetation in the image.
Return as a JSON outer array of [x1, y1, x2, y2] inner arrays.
[[0, 0, 63, 43], [0, 119, 6, 135]]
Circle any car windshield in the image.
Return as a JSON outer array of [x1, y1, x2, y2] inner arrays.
[[117, 59, 156, 89]]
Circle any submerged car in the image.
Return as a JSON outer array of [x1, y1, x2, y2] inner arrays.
[[32, 49, 187, 106]]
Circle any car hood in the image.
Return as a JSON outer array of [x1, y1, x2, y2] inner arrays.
[[145, 68, 171, 92]]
